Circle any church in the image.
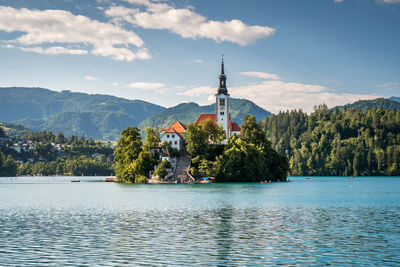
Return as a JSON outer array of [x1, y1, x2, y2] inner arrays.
[[160, 57, 240, 149], [195, 57, 241, 139]]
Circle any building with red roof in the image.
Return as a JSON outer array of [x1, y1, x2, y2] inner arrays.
[[160, 121, 187, 150]]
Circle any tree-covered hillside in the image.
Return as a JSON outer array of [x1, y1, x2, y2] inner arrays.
[[0, 87, 165, 140], [138, 98, 272, 129], [390, 96, 400, 103], [0, 122, 32, 139], [261, 105, 400, 176], [334, 98, 400, 112]]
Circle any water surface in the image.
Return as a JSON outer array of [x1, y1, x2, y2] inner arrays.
[[1, 176, 399, 265]]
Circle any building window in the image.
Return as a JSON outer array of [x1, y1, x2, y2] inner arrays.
[[174, 141, 177, 145], [220, 112, 224, 115], [167, 134, 170, 138], [172, 134, 175, 138], [220, 98, 225, 107]]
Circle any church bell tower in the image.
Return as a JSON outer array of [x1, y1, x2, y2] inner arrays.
[[216, 56, 230, 139]]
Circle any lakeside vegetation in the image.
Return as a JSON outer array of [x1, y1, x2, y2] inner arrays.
[[261, 105, 400, 176], [186, 115, 289, 182], [0, 129, 114, 176]]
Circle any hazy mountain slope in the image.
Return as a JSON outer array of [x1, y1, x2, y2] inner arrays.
[[0, 87, 165, 140], [138, 98, 272, 129], [390, 96, 400, 103], [334, 98, 400, 112]]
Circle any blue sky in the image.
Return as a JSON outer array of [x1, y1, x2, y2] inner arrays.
[[0, 0, 399, 112]]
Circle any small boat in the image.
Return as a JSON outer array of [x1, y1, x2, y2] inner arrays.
[[200, 177, 215, 183], [71, 179, 81, 182], [306, 177, 311, 179]]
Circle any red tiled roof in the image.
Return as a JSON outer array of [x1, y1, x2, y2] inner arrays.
[[195, 113, 216, 124], [196, 113, 241, 132], [161, 127, 184, 139], [231, 122, 241, 131], [169, 121, 186, 133], [161, 121, 187, 135]]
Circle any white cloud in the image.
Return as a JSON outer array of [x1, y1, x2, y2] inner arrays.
[[111, 82, 120, 87], [178, 86, 214, 97], [0, 6, 149, 61], [377, 82, 400, 91], [380, 0, 400, 3], [84, 75, 100, 81], [18, 45, 88, 55], [127, 82, 166, 92], [338, 0, 400, 3], [229, 81, 378, 113], [193, 59, 203, 64], [105, 1, 275, 46], [240, 71, 281, 80], [179, 78, 378, 113]]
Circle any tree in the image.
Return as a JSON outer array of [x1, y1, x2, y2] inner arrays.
[[199, 119, 225, 144], [0, 153, 17, 177], [154, 160, 169, 180], [241, 114, 268, 147], [185, 123, 209, 158], [143, 127, 161, 151], [114, 126, 143, 183], [0, 127, 5, 138], [132, 151, 153, 178], [55, 132, 65, 144]]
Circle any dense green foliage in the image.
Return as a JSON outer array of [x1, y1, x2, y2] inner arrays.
[[187, 115, 289, 182], [0, 87, 165, 140], [154, 160, 169, 180], [114, 126, 156, 183], [17, 157, 113, 176], [261, 105, 400, 176], [335, 98, 400, 112], [0, 152, 18, 177], [138, 98, 271, 130]]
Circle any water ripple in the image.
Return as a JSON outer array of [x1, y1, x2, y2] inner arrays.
[[1, 206, 400, 265]]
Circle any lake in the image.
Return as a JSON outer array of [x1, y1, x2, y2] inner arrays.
[[0, 176, 399, 265]]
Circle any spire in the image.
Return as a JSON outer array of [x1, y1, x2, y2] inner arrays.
[[221, 54, 225, 75], [217, 55, 228, 95]]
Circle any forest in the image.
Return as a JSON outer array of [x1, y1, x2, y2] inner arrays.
[[261, 105, 400, 176], [0, 129, 114, 176]]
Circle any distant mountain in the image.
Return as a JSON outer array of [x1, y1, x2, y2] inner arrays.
[[138, 98, 272, 129], [0, 87, 165, 140], [334, 98, 400, 112], [390, 96, 400, 103]]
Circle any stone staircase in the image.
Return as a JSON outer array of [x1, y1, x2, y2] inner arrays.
[[173, 150, 192, 182]]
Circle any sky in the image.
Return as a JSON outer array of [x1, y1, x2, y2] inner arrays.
[[0, 0, 399, 113]]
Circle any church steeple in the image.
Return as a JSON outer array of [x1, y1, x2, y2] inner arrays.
[[217, 55, 228, 95]]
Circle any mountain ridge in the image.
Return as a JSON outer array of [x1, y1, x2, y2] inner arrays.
[[0, 87, 272, 140]]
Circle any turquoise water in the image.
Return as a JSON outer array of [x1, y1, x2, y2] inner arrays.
[[0, 176, 399, 265]]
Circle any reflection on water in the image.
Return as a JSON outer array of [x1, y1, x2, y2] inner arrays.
[[0, 176, 400, 265]]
